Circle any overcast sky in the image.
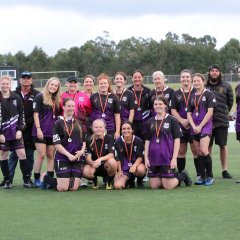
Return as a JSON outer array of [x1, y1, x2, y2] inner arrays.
[[0, 0, 239, 56]]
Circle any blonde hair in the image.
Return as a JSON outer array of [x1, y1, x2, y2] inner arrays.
[[43, 77, 61, 108], [0, 75, 12, 83], [90, 119, 106, 147], [152, 71, 165, 81]]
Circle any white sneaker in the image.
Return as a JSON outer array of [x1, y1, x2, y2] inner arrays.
[[80, 177, 88, 187]]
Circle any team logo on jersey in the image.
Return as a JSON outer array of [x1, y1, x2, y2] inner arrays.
[[165, 93, 169, 99], [53, 134, 60, 142], [33, 102, 36, 109], [105, 144, 108, 149], [13, 100, 17, 107], [79, 97, 84, 102], [108, 98, 113, 104], [177, 95, 182, 100], [202, 96, 206, 101], [134, 146, 137, 152], [213, 98, 216, 102], [163, 123, 169, 129], [122, 96, 127, 102]]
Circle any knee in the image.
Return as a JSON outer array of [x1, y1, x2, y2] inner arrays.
[[114, 181, 124, 190], [57, 185, 69, 192], [69, 186, 79, 191]]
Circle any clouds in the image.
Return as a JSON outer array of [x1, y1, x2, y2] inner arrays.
[[0, 0, 240, 56]]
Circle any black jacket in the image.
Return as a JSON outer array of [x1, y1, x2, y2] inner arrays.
[[205, 80, 233, 128], [14, 86, 40, 147]]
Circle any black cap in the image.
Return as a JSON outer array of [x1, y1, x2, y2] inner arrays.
[[67, 75, 78, 82], [208, 64, 221, 72], [20, 71, 32, 78]]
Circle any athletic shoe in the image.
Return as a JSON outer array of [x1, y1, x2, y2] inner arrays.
[[205, 177, 214, 186], [222, 170, 233, 179], [137, 181, 145, 189], [194, 176, 205, 185], [80, 177, 88, 188], [24, 179, 37, 188], [182, 169, 192, 187], [34, 179, 41, 188], [125, 178, 135, 188], [92, 177, 99, 189], [106, 182, 113, 190], [142, 176, 148, 182], [4, 181, 12, 189]]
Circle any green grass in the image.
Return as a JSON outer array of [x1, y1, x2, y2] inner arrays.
[[0, 133, 240, 240]]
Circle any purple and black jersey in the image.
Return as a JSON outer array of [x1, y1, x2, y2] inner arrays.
[[115, 135, 144, 171], [86, 134, 115, 161], [149, 87, 174, 115], [188, 89, 216, 136], [127, 85, 151, 122], [114, 89, 135, 124], [170, 87, 196, 133], [90, 93, 120, 132], [32, 93, 61, 138], [235, 84, 240, 132], [145, 114, 182, 166], [53, 117, 85, 162], [0, 92, 25, 141]]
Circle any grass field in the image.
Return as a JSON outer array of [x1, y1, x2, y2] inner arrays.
[[0, 133, 240, 240]]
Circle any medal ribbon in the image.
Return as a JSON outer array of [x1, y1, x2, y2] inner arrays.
[[63, 117, 74, 140], [181, 87, 191, 109], [99, 92, 108, 115], [133, 87, 143, 108], [94, 138, 104, 159], [155, 113, 166, 141], [194, 89, 205, 113], [123, 136, 134, 164]]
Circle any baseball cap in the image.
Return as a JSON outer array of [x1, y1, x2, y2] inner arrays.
[[20, 72, 32, 78], [67, 75, 78, 82]]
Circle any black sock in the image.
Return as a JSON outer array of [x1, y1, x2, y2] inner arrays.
[[194, 157, 201, 176], [44, 175, 57, 189], [198, 156, 206, 179], [137, 176, 144, 184], [107, 175, 114, 184], [34, 173, 40, 180], [0, 160, 10, 181], [177, 157, 186, 172], [19, 159, 30, 181], [47, 171, 54, 177], [203, 154, 213, 178], [175, 172, 186, 184]]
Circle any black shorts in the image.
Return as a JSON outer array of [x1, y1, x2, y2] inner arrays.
[[210, 127, 228, 147], [1, 138, 24, 151], [34, 136, 53, 145], [180, 132, 193, 144], [55, 160, 82, 178], [236, 132, 240, 141], [192, 134, 211, 142], [148, 166, 176, 179], [95, 162, 108, 177]]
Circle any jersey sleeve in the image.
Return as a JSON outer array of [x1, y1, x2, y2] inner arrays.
[[171, 117, 183, 139], [53, 120, 64, 145], [33, 93, 43, 113]]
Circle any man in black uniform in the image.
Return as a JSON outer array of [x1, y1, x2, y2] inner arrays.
[[205, 64, 233, 178]]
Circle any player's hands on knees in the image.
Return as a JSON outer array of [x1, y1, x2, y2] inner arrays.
[[16, 130, 22, 140]]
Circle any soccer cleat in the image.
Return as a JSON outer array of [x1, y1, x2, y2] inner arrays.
[[182, 169, 192, 187], [0, 180, 5, 187], [24, 179, 37, 188], [205, 177, 214, 186], [80, 177, 88, 188], [92, 177, 99, 189], [4, 181, 12, 189], [34, 179, 41, 188], [194, 176, 205, 185], [222, 170, 233, 179], [106, 182, 113, 190]]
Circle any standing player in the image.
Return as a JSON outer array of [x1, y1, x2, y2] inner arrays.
[[0, 76, 32, 189], [82, 119, 117, 190], [145, 96, 192, 189], [114, 121, 146, 189], [170, 69, 198, 175], [32, 77, 61, 187], [149, 71, 174, 115], [206, 64, 233, 178], [40, 98, 86, 191], [187, 73, 216, 185], [113, 72, 135, 124], [127, 70, 151, 140], [82, 75, 95, 98], [90, 73, 121, 139]]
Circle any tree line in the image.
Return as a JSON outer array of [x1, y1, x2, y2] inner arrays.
[[1, 32, 240, 77]]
